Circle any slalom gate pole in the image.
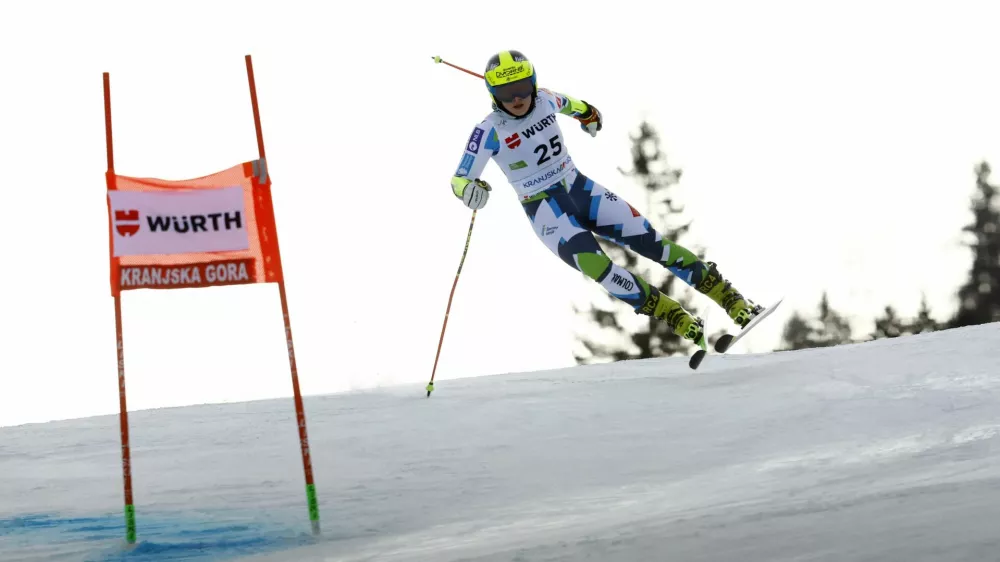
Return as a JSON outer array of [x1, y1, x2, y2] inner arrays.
[[244, 54, 320, 535], [425, 56, 485, 398], [104, 71, 137, 545]]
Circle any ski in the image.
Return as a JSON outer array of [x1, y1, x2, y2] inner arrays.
[[688, 310, 710, 370], [714, 297, 784, 353], [688, 348, 707, 369], [686, 297, 783, 370]]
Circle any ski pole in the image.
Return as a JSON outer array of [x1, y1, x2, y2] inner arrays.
[[425, 55, 493, 398], [426, 56, 484, 398], [425, 55, 486, 397], [431, 56, 484, 80], [426, 209, 478, 397]]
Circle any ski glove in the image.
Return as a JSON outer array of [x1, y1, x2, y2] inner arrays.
[[452, 177, 491, 210], [575, 101, 602, 137]]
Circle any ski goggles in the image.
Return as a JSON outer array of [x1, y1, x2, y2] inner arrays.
[[491, 77, 535, 103]]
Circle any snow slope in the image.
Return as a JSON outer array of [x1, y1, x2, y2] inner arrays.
[[1, 322, 999, 561]]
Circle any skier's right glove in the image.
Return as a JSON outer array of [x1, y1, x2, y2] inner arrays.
[[451, 177, 491, 210]]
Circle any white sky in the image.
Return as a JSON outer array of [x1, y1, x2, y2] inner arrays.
[[1, 0, 998, 427]]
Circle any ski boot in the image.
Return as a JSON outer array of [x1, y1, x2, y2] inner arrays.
[[697, 261, 763, 330], [638, 285, 707, 349]]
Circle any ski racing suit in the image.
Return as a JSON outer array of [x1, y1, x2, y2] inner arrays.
[[449, 88, 724, 322]]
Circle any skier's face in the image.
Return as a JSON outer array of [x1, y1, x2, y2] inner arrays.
[[502, 95, 532, 116], [493, 76, 534, 116]]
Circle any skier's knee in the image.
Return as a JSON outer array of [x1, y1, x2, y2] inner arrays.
[[575, 252, 611, 281]]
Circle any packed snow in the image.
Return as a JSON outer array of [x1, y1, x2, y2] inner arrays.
[[2, 322, 999, 561]]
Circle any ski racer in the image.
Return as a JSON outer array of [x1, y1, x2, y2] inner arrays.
[[449, 50, 762, 350]]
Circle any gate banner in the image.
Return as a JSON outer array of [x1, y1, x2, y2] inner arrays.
[[105, 160, 283, 296]]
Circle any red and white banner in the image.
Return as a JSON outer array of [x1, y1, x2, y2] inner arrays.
[[105, 160, 284, 296], [109, 186, 249, 257]]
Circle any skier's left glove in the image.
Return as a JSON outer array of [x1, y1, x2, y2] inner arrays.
[[575, 101, 602, 137]]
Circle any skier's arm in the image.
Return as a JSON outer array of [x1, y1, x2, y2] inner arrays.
[[451, 124, 500, 209], [541, 88, 602, 137]]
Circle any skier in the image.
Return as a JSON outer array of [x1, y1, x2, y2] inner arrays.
[[449, 50, 761, 350]]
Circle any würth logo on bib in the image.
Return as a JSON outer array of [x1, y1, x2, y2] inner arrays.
[[521, 115, 556, 139], [505, 133, 521, 149], [108, 185, 250, 258]]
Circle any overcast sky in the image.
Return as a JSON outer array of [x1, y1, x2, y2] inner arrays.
[[1, 0, 998, 427]]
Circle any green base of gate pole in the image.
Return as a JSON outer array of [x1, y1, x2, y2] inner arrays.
[[124, 504, 136, 544], [306, 484, 320, 534]]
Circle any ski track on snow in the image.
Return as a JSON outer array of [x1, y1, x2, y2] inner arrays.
[[1, 323, 999, 561]]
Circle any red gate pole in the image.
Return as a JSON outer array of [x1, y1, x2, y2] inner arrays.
[[104, 71, 137, 545], [244, 54, 320, 535]]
